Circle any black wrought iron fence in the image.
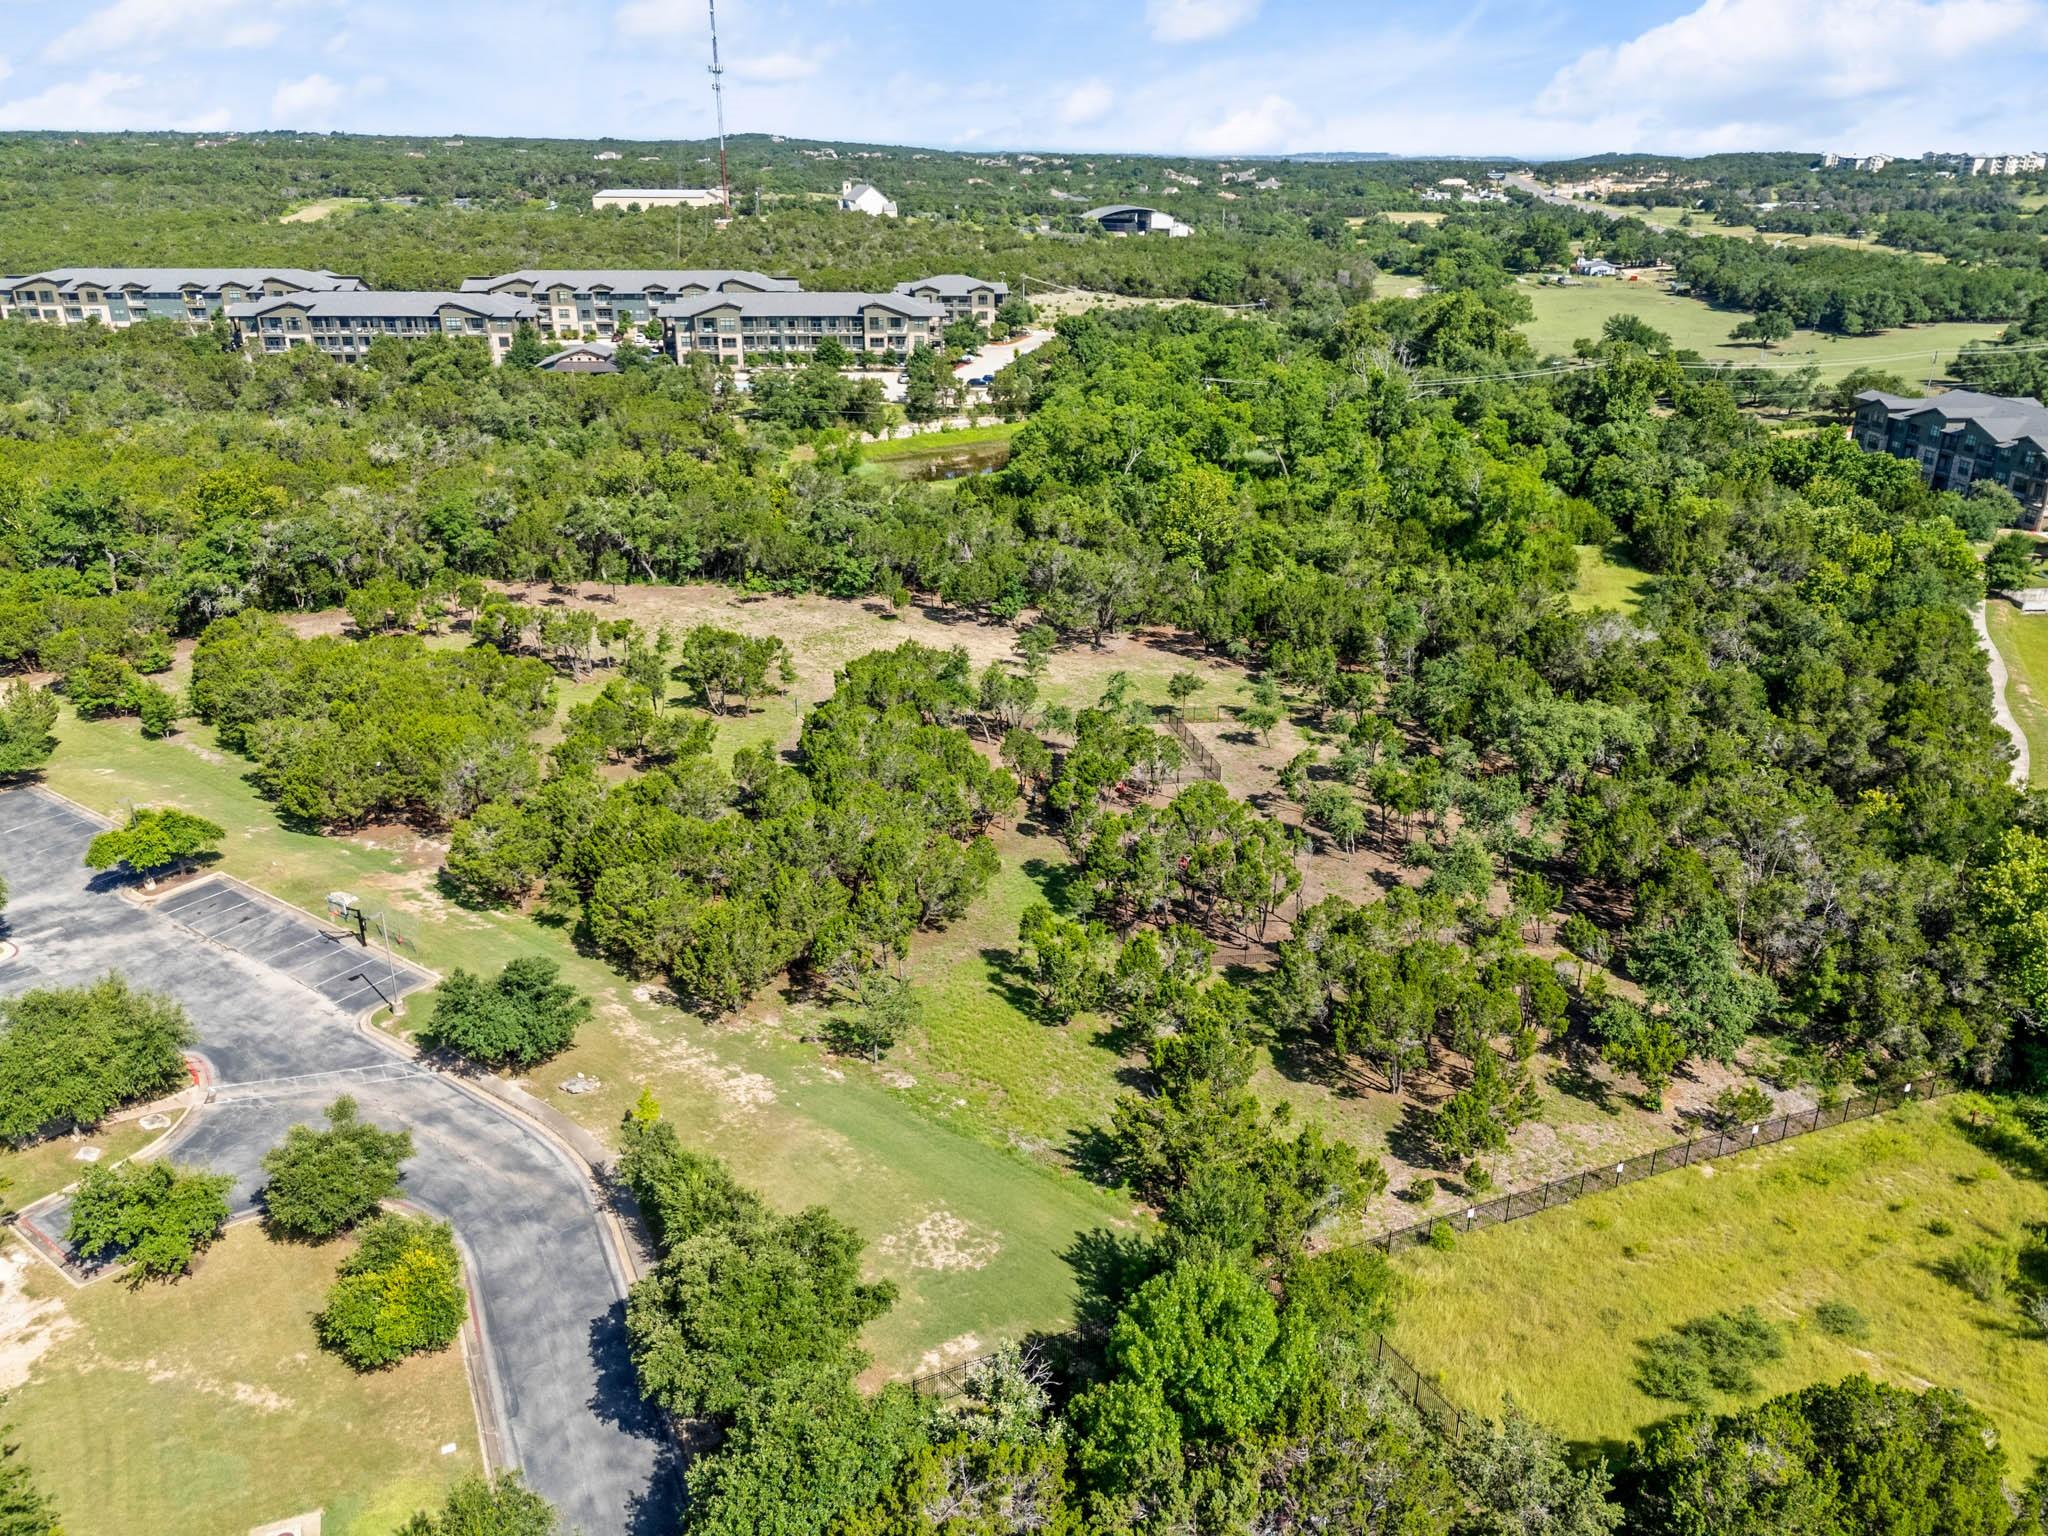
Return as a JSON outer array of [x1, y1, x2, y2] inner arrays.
[[1160, 711, 1222, 781], [905, 1073, 1952, 1439], [1373, 1074, 1949, 1255]]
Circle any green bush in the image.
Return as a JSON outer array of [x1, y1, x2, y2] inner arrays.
[[0, 974, 192, 1145], [1942, 1242, 2017, 1303], [67, 1160, 233, 1281], [1812, 1300, 1869, 1340], [1426, 1219, 1457, 1251], [317, 1213, 466, 1369], [1401, 1177, 1437, 1205], [261, 1095, 414, 1239], [82, 807, 223, 880], [398, 1473, 558, 1535], [423, 957, 589, 1068], [1635, 1307, 1785, 1404]]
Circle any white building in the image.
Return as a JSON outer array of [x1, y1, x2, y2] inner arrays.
[[592, 187, 724, 210], [838, 179, 898, 218], [1080, 204, 1192, 237]]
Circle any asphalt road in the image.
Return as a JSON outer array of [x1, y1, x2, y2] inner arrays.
[[0, 788, 674, 1535]]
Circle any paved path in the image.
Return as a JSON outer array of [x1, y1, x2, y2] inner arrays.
[[1973, 601, 2032, 786], [0, 789, 674, 1535]]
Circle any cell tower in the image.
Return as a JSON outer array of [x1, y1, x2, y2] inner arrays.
[[707, 0, 730, 212]]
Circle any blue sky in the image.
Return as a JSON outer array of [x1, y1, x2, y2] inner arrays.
[[0, 0, 2042, 158]]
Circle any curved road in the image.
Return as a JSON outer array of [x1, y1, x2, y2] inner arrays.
[[0, 789, 674, 1535]]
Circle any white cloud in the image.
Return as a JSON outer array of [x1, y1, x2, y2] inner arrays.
[[1184, 92, 1307, 153], [614, 0, 703, 40], [1145, 0, 1260, 43], [1542, 0, 2038, 115], [1057, 79, 1114, 127], [0, 70, 144, 129], [222, 20, 282, 49], [323, 30, 352, 56], [0, 56, 12, 86], [46, 0, 246, 61], [270, 72, 345, 125], [730, 50, 828, 82]]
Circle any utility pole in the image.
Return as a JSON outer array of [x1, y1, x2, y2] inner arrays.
[[707, 0, 730, 213]]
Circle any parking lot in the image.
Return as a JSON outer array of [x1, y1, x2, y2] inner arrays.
[[154, 880, 430, 1017], [0, 789, 674, 1533]]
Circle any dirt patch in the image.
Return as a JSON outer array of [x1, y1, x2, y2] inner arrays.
[[878, 1208, 1001, 1272], [913, 1332, 985, 1374], [601, 1002, 779, 1110], [0, 1243, 76, 1392]]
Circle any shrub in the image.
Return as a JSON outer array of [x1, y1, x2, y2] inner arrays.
[[83, 807, 223, 880], [67, 1160, 233, 1281], [1812, 1300, 1869, 1340], [0, 974, 192, 1145], [1464, 1161, 1495, 1193], [424, 957, 589, 1068], [1927, 1218, 1955, 1237], [397, 1474, 558, 1535], [1402, 1177, 1437, 1205], [1635, 1307, 1785, 1404], [317, 1213, 466, 1369], [1426, 1219, 1456, 1251], [1709, 1082, 1774, 1131], [1942, 1242, 2017, 1303], [261, 1095, 414, 1239]]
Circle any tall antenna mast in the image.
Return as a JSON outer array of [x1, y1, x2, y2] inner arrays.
[[707, 0, 730, 212]]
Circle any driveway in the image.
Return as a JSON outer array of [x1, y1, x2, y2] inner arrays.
[[957, 327, 1053, 384], [0, 789, 674, 1535]]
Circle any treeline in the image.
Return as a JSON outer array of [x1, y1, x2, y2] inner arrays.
[[613, 1089, 2048, 1536], [444, 640, 1011, 1014], [1673, 237, 2048, 333]]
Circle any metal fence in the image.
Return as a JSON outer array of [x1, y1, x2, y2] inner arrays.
[[905, 1073, 1951, 1438], [1160, 712, 1222, 781], [1372, 1074, 1949, 1255]]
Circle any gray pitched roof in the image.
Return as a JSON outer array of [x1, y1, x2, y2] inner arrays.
[[655, 290, 944, 321], [460, 269, 799, 295], [1081, 204, 1162, 220], [1857, 388, 2048, 449], [5, 267, 364, 294], [893, 274, 1009, 300], [224, 291, 538, 319]]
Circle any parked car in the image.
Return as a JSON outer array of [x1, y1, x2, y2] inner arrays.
[[970, 374, 994, 387]]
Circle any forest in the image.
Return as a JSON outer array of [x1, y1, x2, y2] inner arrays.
[[2, 131, 2048, 1536]]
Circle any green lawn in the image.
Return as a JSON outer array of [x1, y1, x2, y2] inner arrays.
[[1388, 1099, 2048, 1462], [2, 1223, 475, 1535], [1, 1121, 159, 1216], [1518, 280, 2006, 380], [41, 708, 1137, 1377], [861, 420, 1022, 463], [1570, 543, 1653, 615], [1986, 601, 2048, 787]]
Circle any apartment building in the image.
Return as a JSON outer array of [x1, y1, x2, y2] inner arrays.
[[225, 291, 538, 363], [0, 267, 363, 328], [1852, 389, 2048, 521], [891, 275, 1008, 326], [657, 290, 942, 365], [459, 269, 798, 337]]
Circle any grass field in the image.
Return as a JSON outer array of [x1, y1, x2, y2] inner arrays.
[[1986, 600, 2048, 787], [0, 1121, 160, 1216], [1, 1224, 475, 1535], [1624, 204, 1903, 254], [1389, 1099, 2048, 1462], [1518, 280, 2006, 380], [279, 197, 368, 223], [1570, 543, 1654, 615], [861, 421, 1021, 463]]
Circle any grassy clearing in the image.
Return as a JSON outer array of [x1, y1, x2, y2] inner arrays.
[[0, 1121, 159, 1215], [1388, 1099, 2048, 1462], [1570, 543, 1654, 615], [861, 421, 1022, 463], [1986, 601, 2048, 787], [1357, 211, 1445, 227], [2, 1223, 474, 1535], [279, 196, 368, 224], [1624, 205, 1904, 254], [1518, 280, 2006, 380]]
